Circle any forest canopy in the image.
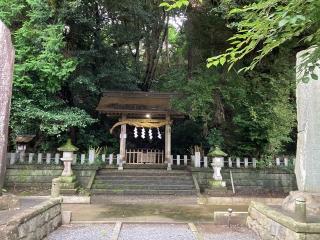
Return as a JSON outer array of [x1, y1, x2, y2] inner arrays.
[[0, 0, 312, 158]]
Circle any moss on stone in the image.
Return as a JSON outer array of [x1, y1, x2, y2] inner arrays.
[[207, 147, 228, 157], [96, 204, 247, 222], [59, 175, 76, 183], [57, 138, 79, 152]]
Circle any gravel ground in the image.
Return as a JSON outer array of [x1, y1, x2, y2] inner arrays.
[[198, 224, 259, 240], [119, 223, 196, 240], [47, 224, 114, 240], [46, 223, 259, 240]]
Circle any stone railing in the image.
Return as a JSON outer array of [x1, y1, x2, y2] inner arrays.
[[172, 154, 292, 169], [7, 151, 118, 166], [0, 198, 62, 240], [7, 151, 293, 169]]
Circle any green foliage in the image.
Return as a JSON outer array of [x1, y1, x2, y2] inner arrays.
[[206, 128, 224, 148], [160, 0, 190, 10], [160, 48, 296, 157], [1, 0, 95, 143], [0, 0, 298, 158], [207, 0, 320, 71], [157, 0, 297, 158]]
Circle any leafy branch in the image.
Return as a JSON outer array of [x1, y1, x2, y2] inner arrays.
[[207, 0, 320, 75]]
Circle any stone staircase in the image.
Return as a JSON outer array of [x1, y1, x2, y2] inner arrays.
[[91, 169, 196, 195]]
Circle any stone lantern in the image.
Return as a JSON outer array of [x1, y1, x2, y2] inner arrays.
[[57, 139, 78, 194], [208, 146, 227, 181], [15, 135, 35, 152], [206, 146, 228, 194], [58, 138, 78, 177]]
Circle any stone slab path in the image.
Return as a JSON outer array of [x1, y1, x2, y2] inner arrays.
[[63, 202, 248, 223], [46, 223, 259, 240]]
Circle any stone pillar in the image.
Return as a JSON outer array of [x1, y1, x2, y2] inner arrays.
[[165, 114, 171, 164], [119, 114, 127, 163], [282, 47, 320, 216], [295, 48, 320, 192], [0, 21, 14, 196]]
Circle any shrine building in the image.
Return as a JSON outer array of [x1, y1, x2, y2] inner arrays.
[[96, 91, 183, 165]]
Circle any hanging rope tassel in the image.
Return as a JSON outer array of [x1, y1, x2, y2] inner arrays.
[[141, 127, 145, 139], [134, 127, 138, 138], [157, 128, 162, 139]]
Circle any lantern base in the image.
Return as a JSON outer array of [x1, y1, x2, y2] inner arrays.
[[205, 180, 227, 195], [59, 175, 78, 195]]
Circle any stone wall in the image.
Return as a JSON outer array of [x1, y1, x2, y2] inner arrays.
[[247, 201, 320, 240], [0, 198, 62, 240], [4, 165, 97, 189], [192, 168, 297, 193]]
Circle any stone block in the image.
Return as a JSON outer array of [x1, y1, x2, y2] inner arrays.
[[247, 201, 320, 240], [18, 223, 29, 238], [62, 211, 72, 224], [51, 178, 60, 198], [36, 213, 46, 225], [27, 218, 37, 232], [282, 191, 320, 216], [35, 224, 48, 240], [0, 194, 19, 210], [44, 211, 50, 222], [52, 215, 62, 229], [48, 206, 61, 220], [62, 195, 91, 204]]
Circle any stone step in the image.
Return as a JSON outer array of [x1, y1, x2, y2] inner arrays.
[[97, 170, 191, 177], [112, 164, 188, 170], [92, 169, 195, 196], [93, 179, 194, 185], [95, 176, 193, 181], [92, 183, 195, 190], [91, 189, 197, 195], [121, 164, 168, 169], [60, 189, 78, 195]]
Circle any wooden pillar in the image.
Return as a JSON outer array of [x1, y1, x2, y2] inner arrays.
[[165, 114, 171, 164], [119, 114, 127, 163]]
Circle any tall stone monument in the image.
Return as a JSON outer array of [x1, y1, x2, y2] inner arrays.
[[0, 21, 14, 196], [246, 48, 320, 240], [282, 47, 320, 215], [295, 47, 320, 192]]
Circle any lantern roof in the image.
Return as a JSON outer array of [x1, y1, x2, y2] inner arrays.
[[15, 135, 35, 143], [207, 146, 228, 157], [58, 138, 79, 152]]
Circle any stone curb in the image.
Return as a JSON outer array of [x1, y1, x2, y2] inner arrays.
[[71, 220, 197, 224], [62, 196, 91, 204], [188, 222, 203, 240], [192, 175, 201, 197], [199, 196, 283, 205], [6, 198, 62, 226], [250, 201, 320, 233], [111, 221, 122, 240]]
